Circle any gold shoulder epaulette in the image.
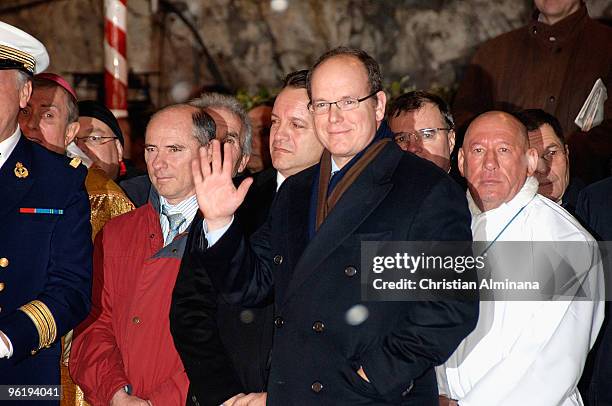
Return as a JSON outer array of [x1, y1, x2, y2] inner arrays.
[[69, 157, 82, 168], [19, 300, 57, 355]]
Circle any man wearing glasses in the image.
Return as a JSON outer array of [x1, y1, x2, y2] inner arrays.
[[387, 91, 456, 173], [188, 47, 478, 405], [75, 100, 127, 182]]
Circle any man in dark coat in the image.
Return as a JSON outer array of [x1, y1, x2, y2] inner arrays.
[[514, 108, 585, 212], [170, 93, 273, 406], [576, 177, 612, 406], [188, 47, 478, 405], [453, 0, 612, 185], [172, 72, 326, 405], [0, 22, 92, 404]]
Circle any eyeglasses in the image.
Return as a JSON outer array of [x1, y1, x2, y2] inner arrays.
[[76, 135, 117, 146], [540, 147, 566, 163], [308, 90, 380, 115], [393, 128, 451, 146]]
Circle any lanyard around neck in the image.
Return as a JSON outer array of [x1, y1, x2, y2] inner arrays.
[[479, 197, 534, 256]]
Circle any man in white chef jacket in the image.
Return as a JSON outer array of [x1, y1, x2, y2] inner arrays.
[[436, 111, 604, 406]]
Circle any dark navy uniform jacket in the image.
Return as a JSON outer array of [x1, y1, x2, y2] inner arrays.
[[0, 134, 92, 399]]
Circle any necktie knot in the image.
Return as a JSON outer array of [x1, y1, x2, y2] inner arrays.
[[162, 205, 185, 245]]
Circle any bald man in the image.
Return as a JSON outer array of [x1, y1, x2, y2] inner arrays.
[[437, 112, 604, 406]]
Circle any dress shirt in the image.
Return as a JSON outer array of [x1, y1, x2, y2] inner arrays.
[[0, 126, 21, 170], [159, 195, 199, 244]]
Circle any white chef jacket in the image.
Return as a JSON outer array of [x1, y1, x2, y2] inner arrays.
[[436, 177, 604, 406]]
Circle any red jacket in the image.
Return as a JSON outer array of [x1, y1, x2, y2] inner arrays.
[[70, 202, 189, 405]]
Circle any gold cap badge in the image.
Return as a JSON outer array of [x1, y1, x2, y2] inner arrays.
[[14, 162, 28, 178]]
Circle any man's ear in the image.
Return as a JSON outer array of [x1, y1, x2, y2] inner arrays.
[[19, 79, 32, 108], [237, 154, 250, 174], [525, 147, 539, 176], [65, 121, 80, 147], [458, 148, 465, 177], [374, 90, 386, 122], [448, 129, 456, 154]]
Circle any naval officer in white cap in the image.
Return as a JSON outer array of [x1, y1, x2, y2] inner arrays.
[[0, 22, 92, 404]]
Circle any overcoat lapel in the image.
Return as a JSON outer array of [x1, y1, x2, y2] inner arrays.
[[279, 143, 402, 308], [0, 135, 34, 220]]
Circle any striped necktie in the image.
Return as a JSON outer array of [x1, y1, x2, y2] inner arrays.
[[162, 205, 186, 246]]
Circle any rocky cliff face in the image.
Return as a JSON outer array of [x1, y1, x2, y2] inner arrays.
[[2, 0, 611, 106]]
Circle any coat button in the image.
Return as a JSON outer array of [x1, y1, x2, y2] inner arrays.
[[311, 381, 323, 393], [0, 283, 5, 292], [0, 258, 8, 268], [312, 321, 325, 333], [132, 316, 141, 324], [274, 316, 284, 328], [273, 255, 283, 265], [549, 96, 556, 103], [344, 266, 357, 277]]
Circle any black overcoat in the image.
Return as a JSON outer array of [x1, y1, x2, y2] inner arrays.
[[196, 143, 479, 405]]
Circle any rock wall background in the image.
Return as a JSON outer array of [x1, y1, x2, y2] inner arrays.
[[1, 0, 611, 107]]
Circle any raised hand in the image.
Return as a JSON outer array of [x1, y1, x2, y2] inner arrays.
[[192, 140, 252, 231]]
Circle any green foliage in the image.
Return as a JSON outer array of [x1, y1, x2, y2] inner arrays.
[[236, 87, 278, 110], [384, 75, 458, 104], [385, 75, 416, 99]]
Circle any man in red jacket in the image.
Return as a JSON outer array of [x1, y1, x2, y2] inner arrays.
[[69, 104, 222, 405]]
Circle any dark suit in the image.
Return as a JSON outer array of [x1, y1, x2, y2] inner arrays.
[[576, 177, 612, 406], [561, 176, 586, 214], [0, 134, 92, 404], [238, 167, 277, 235], [119, 174, 151, 208], [171, 167, 278, 405], [195, 142, 478, 405]]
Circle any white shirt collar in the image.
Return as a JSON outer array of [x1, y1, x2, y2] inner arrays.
[[468, 176, 539, 241], [0, 126, 21, 170], [159, 194, 198, 218], [276, 171, 286, 191], [467, 176, 539, 217], [331, 156, 340, 174]]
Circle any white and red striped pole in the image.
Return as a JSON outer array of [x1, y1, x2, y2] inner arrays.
[[104, 0, 128, 119]]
